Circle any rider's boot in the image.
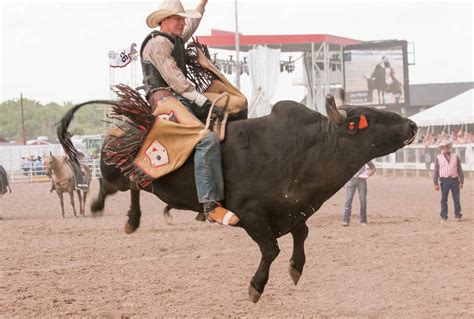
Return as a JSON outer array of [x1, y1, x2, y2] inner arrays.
[[203, 201, 239, 226]]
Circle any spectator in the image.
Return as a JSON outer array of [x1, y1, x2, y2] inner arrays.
[[424, 132, 434, 146], [437, 131, 447, 144], [342, 161, 377, 226], [34, 156, 43, 175], [21, 157, 32, 176], [450, 130, 458, 143], [433, 139, 464, 222], [423, 146, 432, 171], [466, 131, 473, 143]]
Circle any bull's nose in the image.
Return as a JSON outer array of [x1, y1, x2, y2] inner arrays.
[[404, 120, 418, 145], [409, 120, 418, 133]]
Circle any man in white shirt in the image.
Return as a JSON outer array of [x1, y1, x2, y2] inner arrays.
[[433, 139, 464, 222]]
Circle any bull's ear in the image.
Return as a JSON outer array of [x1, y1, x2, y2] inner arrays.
[[358, 114, 368, 129], [325, 94, 347, 124]]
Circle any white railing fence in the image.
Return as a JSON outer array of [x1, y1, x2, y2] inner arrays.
[[4, 144, 473, 183], [6, 159, 101, 184], [374, 143, 474, 177]]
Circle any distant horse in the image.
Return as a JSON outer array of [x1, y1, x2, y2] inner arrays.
[[44, 154, 91, 217]]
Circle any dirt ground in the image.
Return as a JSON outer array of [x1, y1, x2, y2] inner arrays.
[[0, 175, 472, 318]]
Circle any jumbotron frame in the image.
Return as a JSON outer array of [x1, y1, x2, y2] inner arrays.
[[196, 29, 362, 112]]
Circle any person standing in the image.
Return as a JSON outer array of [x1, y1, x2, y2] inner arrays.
[[423, 146, 432, 171], [34, 156, 43, 176], [342, 161, 376, 226], [433, 139, 464, 222], [140, 0, 244, 225], [21, 157, 31, 176]]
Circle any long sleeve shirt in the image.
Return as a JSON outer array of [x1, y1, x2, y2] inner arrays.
[[141, 3, 206, 103], [433, 152, 464, 185]]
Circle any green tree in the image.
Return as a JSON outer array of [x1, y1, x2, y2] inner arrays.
[[0, 99, 112, 142]]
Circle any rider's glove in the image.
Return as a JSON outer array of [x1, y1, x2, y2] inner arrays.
[[194, 94, 208, 108], [193, 98, 224, 123], [209, 103, 224, 121]]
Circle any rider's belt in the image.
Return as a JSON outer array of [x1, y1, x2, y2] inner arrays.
[[148, 88, 173, 107]]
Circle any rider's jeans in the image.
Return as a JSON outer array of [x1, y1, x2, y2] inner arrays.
[[194, 131, 224, 203], [177, 94, 224, 203]]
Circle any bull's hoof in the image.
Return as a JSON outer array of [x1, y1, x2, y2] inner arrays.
[[195, 212, 207, 222], [289, 263, 302, 285], [124, 222, 137, 234], [248, 284, 261, 303], [91, 200, 104, 213]]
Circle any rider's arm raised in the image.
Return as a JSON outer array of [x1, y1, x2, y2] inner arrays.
[[181, 0, 207, 43]]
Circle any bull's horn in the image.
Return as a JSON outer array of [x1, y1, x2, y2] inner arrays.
[[325, 94, 346, 124], [335, 88, 345, 106]]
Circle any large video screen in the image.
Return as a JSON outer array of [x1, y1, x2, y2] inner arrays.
[[343, 41, 409, 106]]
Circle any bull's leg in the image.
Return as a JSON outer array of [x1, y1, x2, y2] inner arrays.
[[69, 191, 77, 217], [244, 217, 280, 303], [91, 177, 118, 213], [289, 222, 309, 285], [124, 189, 141, 234], [58, 191, 66, 218]]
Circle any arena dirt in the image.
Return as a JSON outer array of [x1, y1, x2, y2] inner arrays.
[[0, 175, 472, 317]]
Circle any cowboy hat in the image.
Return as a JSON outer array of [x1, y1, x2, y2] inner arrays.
[[146, 0, 201, 28], [437, 139, 453, 149]]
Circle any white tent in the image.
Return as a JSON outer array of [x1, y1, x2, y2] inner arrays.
[[409, 89, 474, 127]]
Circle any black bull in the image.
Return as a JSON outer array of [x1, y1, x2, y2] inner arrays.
[[57, 95, 417, 302], [0, 164, 11, 195]]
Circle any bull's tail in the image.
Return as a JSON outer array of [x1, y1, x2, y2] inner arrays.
[[58, 84, 154, 164], [57, 99, 119, 163]]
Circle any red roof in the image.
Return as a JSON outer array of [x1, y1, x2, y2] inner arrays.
[[196, 29, 362, 52]]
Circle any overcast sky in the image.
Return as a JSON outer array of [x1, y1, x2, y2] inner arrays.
[[1, 0, 473, 104]]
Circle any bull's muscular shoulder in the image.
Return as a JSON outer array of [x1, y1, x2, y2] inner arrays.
[[270, 100, 322, 124], [225, 100, 322, 150]]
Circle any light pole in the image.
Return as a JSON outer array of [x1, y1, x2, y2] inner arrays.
[[20, 93, 26, 145], [108, 50, 116, 99], [234, 0, 241, 89]]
